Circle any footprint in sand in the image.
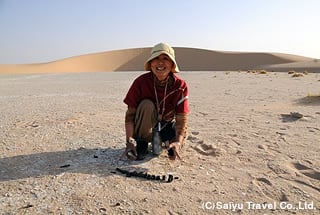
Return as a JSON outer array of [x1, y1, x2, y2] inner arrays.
[[193, 143, 222, 157], [187, 132, 222, 157], [187, 132, 201, 143], [280, 161, 320, 193], [292, 162, 320, 181], [268, 160, 320, 193], [257, 143, 281, 156], [251, 177, 289, 201]]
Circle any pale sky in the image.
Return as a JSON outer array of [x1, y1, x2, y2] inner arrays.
[[0, 0, 319, 64]]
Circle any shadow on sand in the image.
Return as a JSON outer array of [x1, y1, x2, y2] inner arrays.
[[0, 147, 153, 182], [295, 95, 320, 106], [280, 113, 303, 123]]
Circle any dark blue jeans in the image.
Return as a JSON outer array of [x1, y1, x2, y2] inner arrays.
[[158, 121, 176, 142]]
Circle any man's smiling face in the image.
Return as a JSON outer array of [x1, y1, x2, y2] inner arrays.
[[150, 54, 173, 81]]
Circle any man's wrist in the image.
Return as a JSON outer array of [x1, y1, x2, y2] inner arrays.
[[171, 142, 182, 148], [177, 142, 184, 149], [126, 137, 135, 145]]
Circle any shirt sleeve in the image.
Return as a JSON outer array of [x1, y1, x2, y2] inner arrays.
[[175, 81, 189, 114], [123, 78, 141, 108]]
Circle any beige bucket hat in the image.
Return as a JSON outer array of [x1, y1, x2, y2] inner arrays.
[[144, 42, 179, 73]]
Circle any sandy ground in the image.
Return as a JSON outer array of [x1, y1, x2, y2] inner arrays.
[[0, 71, 319, 214]]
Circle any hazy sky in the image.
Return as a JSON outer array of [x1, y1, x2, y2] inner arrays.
[[0, 0, 319, 64]]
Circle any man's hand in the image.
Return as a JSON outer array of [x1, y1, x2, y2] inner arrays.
[[120, 138, 137, 160], [167, 142, 182, 160]]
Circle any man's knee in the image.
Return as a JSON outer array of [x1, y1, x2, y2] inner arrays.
[[138, 99, 155, 110]]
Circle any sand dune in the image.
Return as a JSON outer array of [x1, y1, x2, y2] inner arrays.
[[0, 47, 318, 73], [256, 59, 320, 73]]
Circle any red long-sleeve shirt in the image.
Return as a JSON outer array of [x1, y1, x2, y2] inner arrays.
[[124, 72, 189, 122]]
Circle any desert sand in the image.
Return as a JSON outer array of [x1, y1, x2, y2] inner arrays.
[[0, 47, 319, 73], [0, 70, 319, 214]]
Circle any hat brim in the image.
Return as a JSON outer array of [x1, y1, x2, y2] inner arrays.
[[144, 51, 179, 73]]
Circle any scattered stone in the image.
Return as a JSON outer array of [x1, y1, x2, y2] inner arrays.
[[99, 207, 107, 213], [19, 204, 33, 209], [290, 112, 303, 119], [292, 73, 304, 77]]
